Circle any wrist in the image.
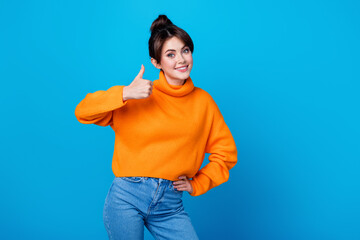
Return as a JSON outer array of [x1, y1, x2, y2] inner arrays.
[[122, 86, 128, 101]]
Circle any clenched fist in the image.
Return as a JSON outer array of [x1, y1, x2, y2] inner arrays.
[[123, 64, 153, 101]]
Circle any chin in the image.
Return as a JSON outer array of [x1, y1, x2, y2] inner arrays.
[[177, 70, 191, 78], [179, 75, 190, 81]]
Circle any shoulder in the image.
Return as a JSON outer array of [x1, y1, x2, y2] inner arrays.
[[193, 87, 224, 121], [193, 87, 218, 106], [193, 87, 215, 101]]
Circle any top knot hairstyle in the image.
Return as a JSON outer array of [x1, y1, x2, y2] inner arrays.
[[148, 14, 194, 64]]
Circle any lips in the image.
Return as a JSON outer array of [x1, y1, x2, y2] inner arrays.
[[175, 65, 188, 72]]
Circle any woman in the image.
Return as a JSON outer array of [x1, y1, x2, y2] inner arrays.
[[75, 14, 237, 240]]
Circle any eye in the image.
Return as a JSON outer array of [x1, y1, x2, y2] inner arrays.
[[167, 53, 175, 58], [183, 48, 190, 53]]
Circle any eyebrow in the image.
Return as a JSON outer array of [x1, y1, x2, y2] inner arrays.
[[165, 45, 187, 53]]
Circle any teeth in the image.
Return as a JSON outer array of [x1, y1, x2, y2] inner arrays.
[[177, 66, 187, 70]]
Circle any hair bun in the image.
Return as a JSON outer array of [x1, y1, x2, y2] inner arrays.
[[148, 14, 193, 63], [150, 14, 174, 33]]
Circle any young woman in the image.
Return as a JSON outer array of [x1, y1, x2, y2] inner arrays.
[[75, 14, 237, 240]]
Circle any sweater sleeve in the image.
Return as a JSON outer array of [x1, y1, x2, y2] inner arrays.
[[74, 85, 128, 126], [189, 96, 238, 196]]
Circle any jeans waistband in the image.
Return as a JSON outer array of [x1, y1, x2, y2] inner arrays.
[[146, 177, 172, 183], [121, 176, 173, 183]]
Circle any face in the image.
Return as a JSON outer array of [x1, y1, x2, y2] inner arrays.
[[151, 36, 193, 85]]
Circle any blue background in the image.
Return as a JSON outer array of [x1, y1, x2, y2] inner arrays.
[[1, 0, 359, 239]]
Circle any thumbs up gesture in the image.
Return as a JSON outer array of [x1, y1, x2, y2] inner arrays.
[[123, 64, 153, 101]]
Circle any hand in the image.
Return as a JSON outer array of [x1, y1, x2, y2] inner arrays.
[[123, 64, 153, 101], [173, 175, 193, 194]]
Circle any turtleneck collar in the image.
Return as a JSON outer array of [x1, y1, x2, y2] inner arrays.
[[153, 70, 194, 97]]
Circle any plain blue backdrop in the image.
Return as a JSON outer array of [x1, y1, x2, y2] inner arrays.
[[1, 0, 359, 239]]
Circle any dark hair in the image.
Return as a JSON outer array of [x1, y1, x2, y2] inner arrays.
[[148, 14, 194, 64]]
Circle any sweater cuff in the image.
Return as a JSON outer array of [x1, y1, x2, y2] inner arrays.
[[189, 180, 197, 196]]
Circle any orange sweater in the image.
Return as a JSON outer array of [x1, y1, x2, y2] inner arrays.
[[74, 70, 237, 196]]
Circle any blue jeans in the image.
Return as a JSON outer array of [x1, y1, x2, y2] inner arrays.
[[103, 177, 199, 240]]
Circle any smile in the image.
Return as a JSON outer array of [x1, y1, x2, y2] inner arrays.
[[175, 65, 188, 72]]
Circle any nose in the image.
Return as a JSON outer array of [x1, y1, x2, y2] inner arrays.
[[177, 53, 186, 64]]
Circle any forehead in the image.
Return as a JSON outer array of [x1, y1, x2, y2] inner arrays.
[[162, 37, 186, 52]]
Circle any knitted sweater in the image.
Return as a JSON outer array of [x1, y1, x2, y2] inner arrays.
[[74, 70, 237, 196]]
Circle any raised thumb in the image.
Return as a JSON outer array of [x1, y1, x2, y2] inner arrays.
[[137, 64, 145, 79]]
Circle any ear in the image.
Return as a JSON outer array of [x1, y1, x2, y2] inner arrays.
[[151, 58, 162, 69]]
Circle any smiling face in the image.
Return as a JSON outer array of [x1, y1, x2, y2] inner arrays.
[[151, 36, 193, 85]]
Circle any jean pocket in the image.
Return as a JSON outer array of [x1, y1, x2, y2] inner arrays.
[[120, 177, 144, 183]]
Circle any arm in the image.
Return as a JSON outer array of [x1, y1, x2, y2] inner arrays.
[[189, 97, 238, 196], [74, 85, 128, 127]]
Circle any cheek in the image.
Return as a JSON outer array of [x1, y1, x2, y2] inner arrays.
[[185, 55, 193, 64], [162, 59, 176, 69]]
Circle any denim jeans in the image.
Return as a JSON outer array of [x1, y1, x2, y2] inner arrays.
[[103, 177, 199, 240]]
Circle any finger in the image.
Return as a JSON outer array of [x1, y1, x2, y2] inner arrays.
[[173, 181, 186, 187], [136, 64, 145, 79], [178, 176, 187, 181], [176, 186, 187, 191], [174, 180, 183, 184], [173, 181, 185, 186], [144, 79, 153, 85], [140, 79, 152, 85], [173, 176, 187, 184]]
